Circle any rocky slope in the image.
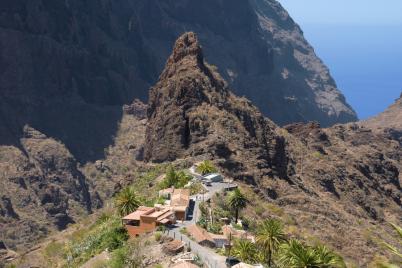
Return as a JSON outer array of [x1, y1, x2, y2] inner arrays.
[[361, 94, 402, 143], [144, 32, 401, 265], [0, 0, 356, 163], [0, 30, 398, 266], [0, 126, 101, 252]]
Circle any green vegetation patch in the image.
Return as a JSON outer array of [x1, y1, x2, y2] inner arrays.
[[64, 216, 129, 267]]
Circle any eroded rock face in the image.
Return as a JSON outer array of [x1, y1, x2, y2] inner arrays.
[[145, 33, 289, 183], [144, 33, 401, 264], [0, 0, 356, 164], [0, 126, 100, 251]]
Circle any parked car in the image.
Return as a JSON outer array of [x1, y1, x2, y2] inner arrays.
[[225, 257, 240, 267]]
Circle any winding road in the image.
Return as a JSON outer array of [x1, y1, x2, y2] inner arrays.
[[165, 167, 237, 268]]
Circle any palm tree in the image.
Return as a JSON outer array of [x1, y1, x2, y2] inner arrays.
[[256, 218, 287, 267], [232, 239, 258, 264], [314, 245, 346, 268], [278, 239, 321, 268], [115, 187, 141, 217], [378, 222, 402, 267], [163, 165, 178, 188], [162, 166, 191, 188], [278, 239, 346, 268], [227, 188, 248, 223], [196, 160, 217, 175], [382, 223, 402, 258]]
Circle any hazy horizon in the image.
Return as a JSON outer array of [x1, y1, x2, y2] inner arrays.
[[279, 0, 402, 119]]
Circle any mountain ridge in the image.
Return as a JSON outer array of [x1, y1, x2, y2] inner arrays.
[[0, 0, 356, 164]]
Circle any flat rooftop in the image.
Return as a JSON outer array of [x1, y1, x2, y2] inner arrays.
[[122, 206, 154, 220]]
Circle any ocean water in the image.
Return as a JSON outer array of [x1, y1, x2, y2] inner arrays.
[[301, 24, 402, 119]]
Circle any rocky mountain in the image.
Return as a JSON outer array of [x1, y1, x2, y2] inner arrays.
[[0, 126, 101, 252], [361, 94, 402, 143], [0, 0, 356, 163], [0, 27, 399, 266], [144, 32, 401, 264]]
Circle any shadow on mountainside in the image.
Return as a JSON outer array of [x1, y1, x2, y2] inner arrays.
[[0, 99, 122, 163]]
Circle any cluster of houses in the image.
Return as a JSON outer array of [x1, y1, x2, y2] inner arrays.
[[123, 187, 191, 237], [121, 164, 257, 267]]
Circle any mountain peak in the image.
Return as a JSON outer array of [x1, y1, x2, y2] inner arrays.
[[170, 32, 203, 64], [159, 32, 212, 84]]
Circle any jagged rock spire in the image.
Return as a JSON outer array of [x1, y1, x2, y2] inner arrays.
[[170, 32, 203, 65], [143, 32, 286, 182]]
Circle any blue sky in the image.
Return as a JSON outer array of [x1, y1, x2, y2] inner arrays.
[[278, 0, 402, 25], [278, 0, 402, 119]]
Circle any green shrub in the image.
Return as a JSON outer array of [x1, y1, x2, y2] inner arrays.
[[154, 231, 162, 242], [109, 246, 127, 268], [157, 225, 167, 232], [64, 216, 129, 267], [197, 217, 208, 229], [196, 160, 217, 175], [44, 241, 65, 259], [109, 239, 144, 268], [208, 222, 223, 234], [188, 182, 205, 195], [159, 166, 192, 189]]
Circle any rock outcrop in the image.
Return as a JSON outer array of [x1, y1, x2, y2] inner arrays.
[[144, 33, 401, 264], [0, 126, 100, 251], [0, 0, 356, 164], [145, 32, 289, 183]]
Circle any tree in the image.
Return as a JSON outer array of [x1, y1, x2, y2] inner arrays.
[[115, 187, 141, 217], [232, 239, 258, 264], [227, 188, 248, 223], [278, 239, 346, 268], [278, 239, 321, 268], [196, 160, 217, 175], [377, 222, 402, 267], [382, 223, 402, 259], [256, 218, 287, 267], [160, 166, 191, 188], [314, 245, 346, 268]]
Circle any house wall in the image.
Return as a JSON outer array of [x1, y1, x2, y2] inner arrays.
[[175, 211, 186, 221], [125, 217, 157, 237]]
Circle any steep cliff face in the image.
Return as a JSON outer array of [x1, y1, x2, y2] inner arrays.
[[144, 32, 289, 182], [250, 0, 357, 126], [144, 33, 401, 264], [0, 126, 100, 251], [0, 0, 356, 163]]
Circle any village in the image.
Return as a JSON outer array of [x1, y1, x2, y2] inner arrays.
[[120, 161, 260, 268]]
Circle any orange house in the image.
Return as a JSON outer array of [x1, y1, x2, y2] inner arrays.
[[123, 206, 176, 237]]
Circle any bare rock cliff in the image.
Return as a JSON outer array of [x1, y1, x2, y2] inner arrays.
[[145, 33, 289, 182], [0, 0, 356, 163], [0, 126, 100, 251]]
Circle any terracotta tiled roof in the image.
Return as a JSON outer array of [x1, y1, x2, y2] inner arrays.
[[186, 224, 214, 244], [122, 206, 154, 220], [171, 189, 190, 207]]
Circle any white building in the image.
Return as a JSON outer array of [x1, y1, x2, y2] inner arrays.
[[203, 173, 223, 182]]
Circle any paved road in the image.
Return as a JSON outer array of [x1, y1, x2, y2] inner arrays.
[[166, 171, 238, 267], [165, 228, 226, 268]]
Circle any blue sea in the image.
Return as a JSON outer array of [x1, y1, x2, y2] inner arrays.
[[301, 24, 402, 119]]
